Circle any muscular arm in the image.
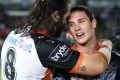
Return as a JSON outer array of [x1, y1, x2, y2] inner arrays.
[[32, 34, 111, 76], [74, 40, 112, 75], [74, 52, 108, 76]]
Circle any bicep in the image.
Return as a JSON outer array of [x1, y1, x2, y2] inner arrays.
[[74, 53, 107, 76]]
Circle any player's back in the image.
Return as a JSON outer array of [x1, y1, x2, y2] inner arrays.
[[1, 31, 48, 80]]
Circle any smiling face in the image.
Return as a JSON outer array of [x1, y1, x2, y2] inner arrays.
[[68, 11, 96, 45]]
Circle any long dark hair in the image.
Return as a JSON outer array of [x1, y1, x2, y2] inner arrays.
[[15, 0, 70, 37]]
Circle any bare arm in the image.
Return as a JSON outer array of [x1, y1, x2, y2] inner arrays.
[[32, 34, 112, 76], [73, 40, 112, 76], [74, 52, 107, 76]]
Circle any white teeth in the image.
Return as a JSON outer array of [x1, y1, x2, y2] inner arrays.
[[77, 33, 83, 36]]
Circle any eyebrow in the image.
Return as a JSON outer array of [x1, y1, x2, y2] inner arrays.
[[68, 18, 87, 23], [78, 18, 87, 21]]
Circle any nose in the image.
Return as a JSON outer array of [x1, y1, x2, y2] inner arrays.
[[75, 24, 81, 31]]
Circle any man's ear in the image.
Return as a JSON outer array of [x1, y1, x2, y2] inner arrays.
[[51, 11, 60, 22], [92, 18, 97, 29]]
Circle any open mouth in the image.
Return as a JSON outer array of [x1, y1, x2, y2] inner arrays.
[[76, 32, 85, 39]]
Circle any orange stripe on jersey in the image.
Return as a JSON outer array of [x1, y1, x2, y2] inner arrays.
[[42, 69, 51, 80], [68, 52, 84, 73], [70, 44, 77, 51]]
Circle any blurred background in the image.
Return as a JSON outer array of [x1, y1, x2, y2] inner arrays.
[[0, 0, 120, 60], [0, 0, 120, 79]]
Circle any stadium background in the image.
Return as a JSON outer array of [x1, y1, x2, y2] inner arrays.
[[0, 0, 120, 79]]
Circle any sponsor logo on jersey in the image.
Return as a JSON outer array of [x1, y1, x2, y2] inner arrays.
[[52, 73, 65, 80], [49, 43, 71, 62]]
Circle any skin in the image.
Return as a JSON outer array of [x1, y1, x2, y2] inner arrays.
[[67, 10, 107, 75], [68, 11, 97, 54]]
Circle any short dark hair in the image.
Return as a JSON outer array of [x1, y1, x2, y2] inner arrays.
[[67, 5, 94, 22]]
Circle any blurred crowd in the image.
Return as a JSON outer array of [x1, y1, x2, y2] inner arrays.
[[0, 4, 9, 51]]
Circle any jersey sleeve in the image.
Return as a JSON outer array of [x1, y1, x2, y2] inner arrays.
[[31, 34, 84, 73]]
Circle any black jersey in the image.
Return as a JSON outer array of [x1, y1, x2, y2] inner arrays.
[[31, 33, 84, 73]]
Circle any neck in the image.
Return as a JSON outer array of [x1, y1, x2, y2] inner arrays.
[[75, 34, 97, 55]]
